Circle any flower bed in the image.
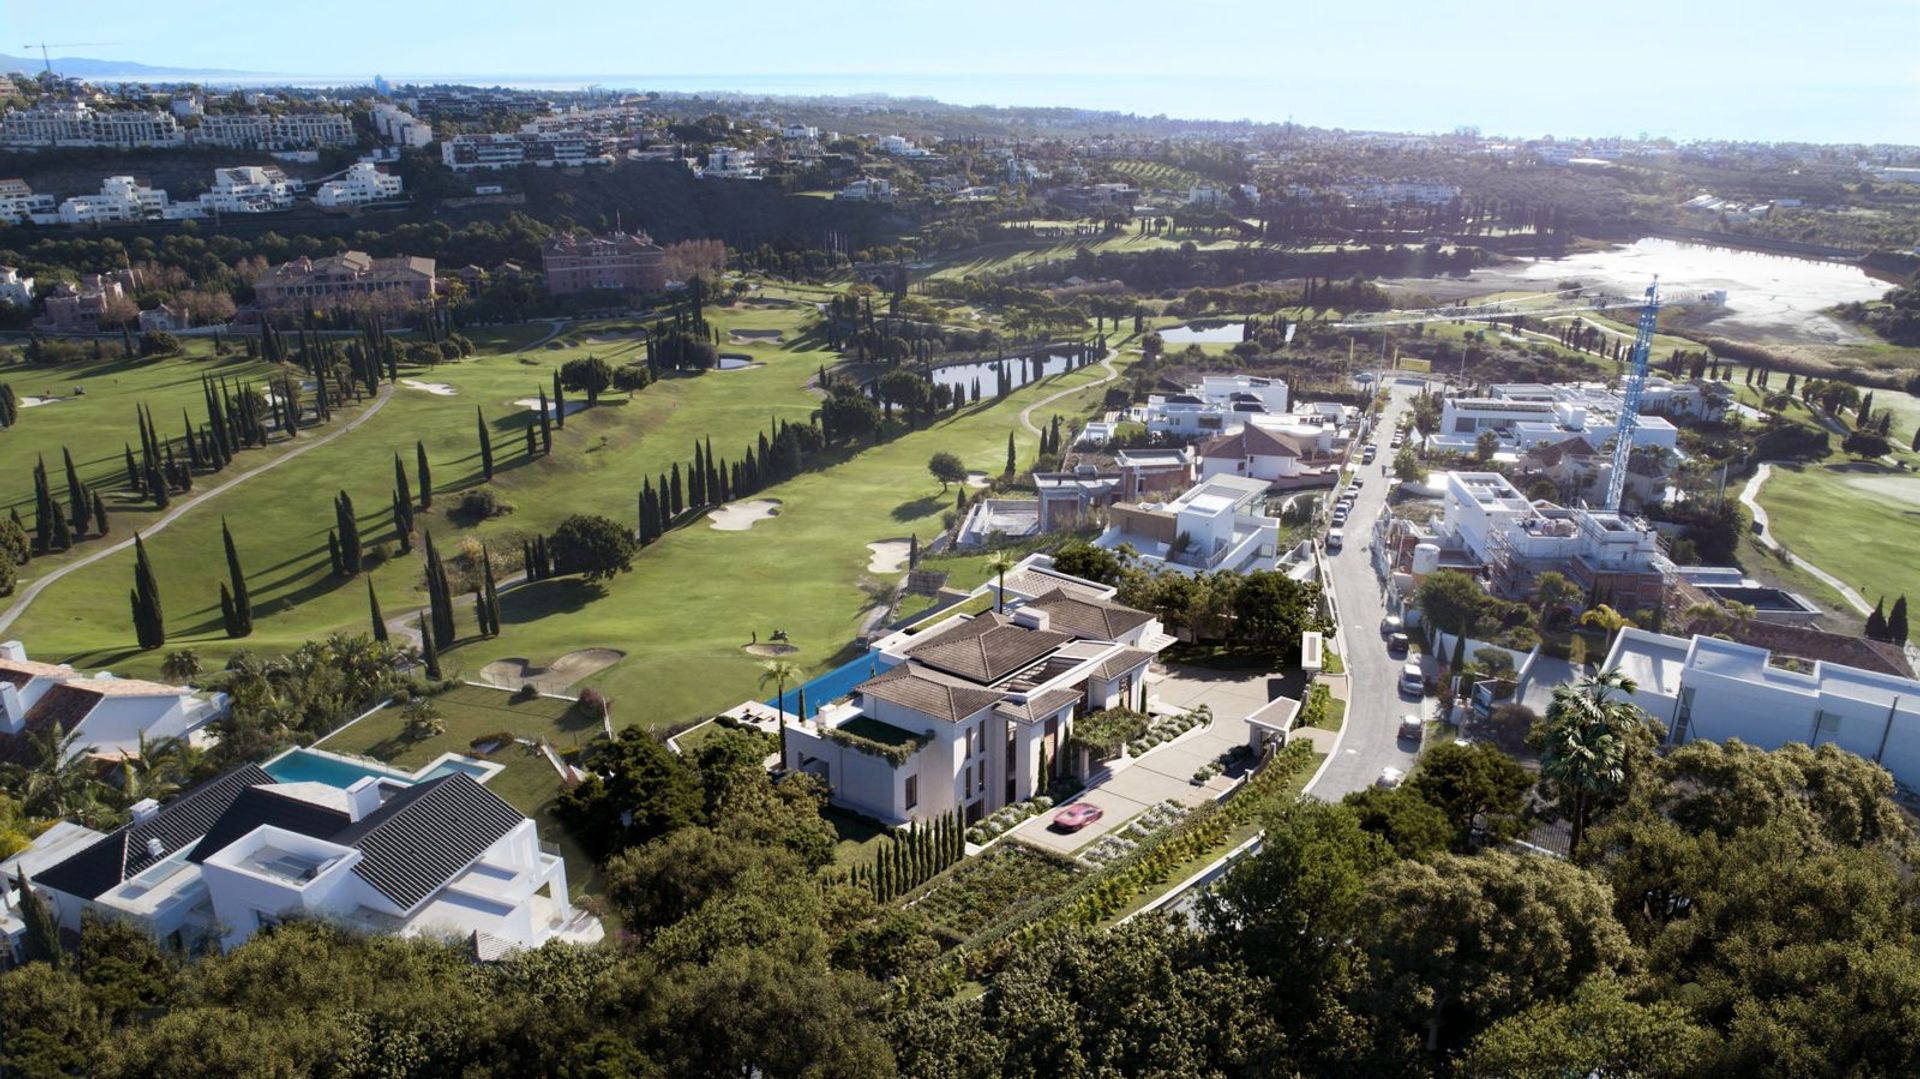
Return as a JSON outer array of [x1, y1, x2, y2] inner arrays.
[[1075, 707, 1150, 757], [910, 843, 1083, 945], [1190, 743, 1253, 785], [1080, 801, 1189, 866], [1126, 704, 1212, 758], [965, 795, 1055, 845]]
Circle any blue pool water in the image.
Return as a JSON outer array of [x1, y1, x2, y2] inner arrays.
[[765, 653, 889, 710], [264, 748, 493, 788]]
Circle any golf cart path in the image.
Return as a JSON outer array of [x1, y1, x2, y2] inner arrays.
[[0, 384, 396, 634], [1738, 462, 1872, 617], [1019, 350, 1118, 437]]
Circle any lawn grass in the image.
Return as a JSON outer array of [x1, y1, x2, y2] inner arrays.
[[10, 303, 1128, 730], [1755, 461, 1920, 613], [824, 805, 891, 869], [316, 683, 603, 896]]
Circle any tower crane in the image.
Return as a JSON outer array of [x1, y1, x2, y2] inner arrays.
[[20, 43, 111, 76], [1603, 278, 1660, 511]]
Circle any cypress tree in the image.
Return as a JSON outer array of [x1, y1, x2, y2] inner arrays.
[[670, 463, 683, 516], [368, 578, 388, 644], [393, 453, 412, 509], [482, 546, 501, 637], [392, 489, 414, 553], [423, 529, 455, 648], [222, 518, 252, 637], [124, 444, 141, 491], [328, 530, 343, 576], [476, 408, 494, 481], [553, 371, 566, 429], [335, 491, 362, 575], [1892, 596, 1910, 647], [1006, 430, 1016, 474], [131, 532, 163, 649], [416, 441, 432, 509], [50, 511, 70, 552], [61, 448, 86, 534], [418, 612, 441, 680], [90, 491, 107, 535], [1868, 598, 1889, 641]]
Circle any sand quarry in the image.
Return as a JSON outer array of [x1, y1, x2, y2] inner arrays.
[[401, 379, 458, 396], [866, 539, 912, 574], [708, 499, 782, 531], [479, 648, 626, 691]]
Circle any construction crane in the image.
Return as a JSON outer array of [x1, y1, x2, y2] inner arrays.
[[20, 43, 111, 76], [1603, 278, 1661, 511]]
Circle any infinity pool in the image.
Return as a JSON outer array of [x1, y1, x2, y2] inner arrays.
[[264, 747, 500, 788]]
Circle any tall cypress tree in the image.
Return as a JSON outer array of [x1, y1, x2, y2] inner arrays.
[[90, 491, 107, 535], [392, 488, 414, 553], [368, 578, 389, 644], [538, 388, 553, 451], [131, 532, 164, 650], [418, 612, 441, 680], [222, 517, 252, 637], [423, 529, 455, 648], [393, 453, 412, 509], [416, 441, 432, 509], [482, 546, 501, 637], [61, 447, 86, 535], [552, 371, 566, 429], [476, 408, 494, 481], [335, 491, 363, 575], [1892, 596, 1910, 647]]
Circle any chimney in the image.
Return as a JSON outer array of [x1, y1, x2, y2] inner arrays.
[[344, 776, 383, 821], [0, 640, 25, 663], [144, 837, 165, 858], [0, 683, 21, 735], [129, 798, 160, 822], [1013, 607, 1051, 632]]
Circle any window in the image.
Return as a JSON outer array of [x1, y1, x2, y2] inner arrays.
[[1454, 418, 1476, 434], [1813, 710, 1842, 747], [904, 775, 918, 810], [963, 765, 973, 795]]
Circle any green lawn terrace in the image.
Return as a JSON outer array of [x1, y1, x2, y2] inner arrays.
[[315, 682, 604, 897], [2, 302, 1127, 730]]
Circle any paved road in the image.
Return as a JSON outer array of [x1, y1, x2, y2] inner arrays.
[[1020, 350, 1117, 437], [1308, 381, 1425, 800], [1738, 462, 1872, 617], [0, 383, 396, 635]]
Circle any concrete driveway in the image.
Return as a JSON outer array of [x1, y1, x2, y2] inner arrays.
[[1014, 665, 1290, 857], [1310, 381, 1426, 800]]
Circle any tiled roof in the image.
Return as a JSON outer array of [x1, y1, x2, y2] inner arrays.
[[906, 616, 1072, 684], [35, 765, 275, 900], [856, 664, 1005, 723], [1027, 590, 1154, 641], [1198, 425, 1305, 460], [0, 657, 72, 686], [333, 774, 523, 911], [0, 684, 102, 766], [999, 567, 1107, 602], [78, 677, 191, 698], [1529, 436, 1600, 466], [1093, 647, 1157, 681], [992, 686, 1082, 725], [186, 786, 351, 865]]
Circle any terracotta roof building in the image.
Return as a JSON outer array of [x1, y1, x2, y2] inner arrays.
[[252, 251, 436, 312], [540, 231, 666, 296]]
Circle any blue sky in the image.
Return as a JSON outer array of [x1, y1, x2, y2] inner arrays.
[[15, 0, 1919, 142]]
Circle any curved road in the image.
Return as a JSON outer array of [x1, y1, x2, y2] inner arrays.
[[1738, 462, 1872, 617], [0, 383, 396, 634], [1020, 350, 1118, 437]]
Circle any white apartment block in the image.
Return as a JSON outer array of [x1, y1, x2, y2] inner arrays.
[[783, 122, 819, 139], [315, 162, 404, 207], [0, 266, 32, 308], [193, 111, 356, 150], [1145, 374, 1291, 438], [56, 176, 171, 224], [1429, 382, 1679, 457], [0, 179, 55, 225], [702, 146, 764, 180], [836, 176, 893, 202], [1335, 177, 1461, 206], [370, 103, 433, 147], [198, 166, 301, 213], [441, 131, 614, 171], [0, 103, 185, 148], [1606, 628, 1920, 789]]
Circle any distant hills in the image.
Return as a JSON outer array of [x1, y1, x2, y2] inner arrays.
[[0, 53, 256, 79]]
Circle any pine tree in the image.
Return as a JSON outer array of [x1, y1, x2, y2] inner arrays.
[[418, 612, 441, 680], [416, 441, 432, 508], [1892, 596, 1910, 647], [477, 408, 494, 481], [368, 579, 388, 644], [222, 518, 252, 637]]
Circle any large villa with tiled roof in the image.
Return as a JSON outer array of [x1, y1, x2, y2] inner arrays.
[[779, 556, 1174, 825], [0, 642, 223, 767]]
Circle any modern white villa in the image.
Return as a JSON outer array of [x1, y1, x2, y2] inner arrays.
[[1604, 628, 1920, 789], [781, 556, 1174, 825], [19, 758, 600, 958], [1196, 420, 1339, 487], [1094, 474, 1294, 576], [1144, 374, 1289, 438], [0, 643, 225, 767], [1426, 382, 1680, 457]]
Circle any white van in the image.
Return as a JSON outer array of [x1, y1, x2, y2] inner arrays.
[[1399, 662, 1424, 696]]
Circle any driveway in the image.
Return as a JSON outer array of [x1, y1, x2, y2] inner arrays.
[[1309, 380, 1426, 800], [1013, 665, 1282, 857]]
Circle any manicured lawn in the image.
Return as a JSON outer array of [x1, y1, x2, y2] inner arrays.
[[316, 683, 603, 896], [9, 303, 1128, 731], [1757, 462, 1920, 612], [824, 805, 892, 869]]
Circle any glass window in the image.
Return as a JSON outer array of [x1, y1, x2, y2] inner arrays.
[[963, 765, 972, 794], [904, 775, 918, 809]]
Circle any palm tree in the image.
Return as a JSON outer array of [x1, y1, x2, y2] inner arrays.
[[1532, 572, 1582, 629], [1578, 604, 1634, 655], [759, 660, 802, 769], [160, 648, 201, 685], [1536, 668, 1641, 857], [986, 551, 1017, 613]]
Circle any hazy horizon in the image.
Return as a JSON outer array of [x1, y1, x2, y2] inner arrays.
[[13, 0, 1918, 145]]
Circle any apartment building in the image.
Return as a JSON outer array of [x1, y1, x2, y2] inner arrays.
[[193, 111, 356, 150], [0, 179, 55, 224], [1428, 382, 1680, 457], [253, 252, 436, 311], [199, 166, 301, 213], [781, 558, 1172, 825], [702, 146, 764, 180], [1605, 628, 1920, 789], [315, 162, 404, 207], [54, 175, 171, 224], [0, 103, 185, 148], [22, 760, 598, 956], [540, 231, 666, 295], [441, 131, 614, 171], [370, 103, 433, 147]]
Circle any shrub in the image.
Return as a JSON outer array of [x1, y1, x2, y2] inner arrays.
[[576, 687, 610, 720], [513, 683, 541, 702], [138, 330, 181, 356], [455, 487, 513, 521]]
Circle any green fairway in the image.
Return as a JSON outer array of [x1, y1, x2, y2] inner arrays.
[[1758, 462, 1920, 611], [6, 299, 1122, 729]]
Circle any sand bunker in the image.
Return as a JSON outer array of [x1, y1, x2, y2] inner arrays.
[[513, 397, 589, 417], [402, 379, 458, 396], [745, 642, 801, 657], [717, 355, 762, 371], [866, 539, 912, 574], [480, 648, 627, 690], [964, 471, 992, 489], [730, 328, 784, 342], [708, 499, 782, 531], [18, 395, 63, 407]]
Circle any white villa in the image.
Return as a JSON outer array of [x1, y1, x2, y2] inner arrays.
[[1427, 382, 1682, 457], [19, 759, 598, 958], [1094, 474, 1292, 576], [781, 557, 1173, 825], [1605, 628, 1920, 789], [0, 643, 224, 767], [1196, 420, 1338, 487], [1145, 374, 1290, 438], [315, 162, 404, 207]]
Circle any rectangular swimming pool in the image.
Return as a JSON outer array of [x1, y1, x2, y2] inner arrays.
[[264, 747, 499, 788], [764, 652, 891, 711]]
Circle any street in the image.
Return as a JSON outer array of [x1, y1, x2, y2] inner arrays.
[[1308, 379, 1427, 800]]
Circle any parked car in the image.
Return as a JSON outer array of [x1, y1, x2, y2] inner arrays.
[[1400, 713, 1424, 740], [1326, 528, 1345, 550], [1052, 803, 1104, 832], [1362, 445, 1378, 463], [1381, 615, 1404, 636], [1399, 662, 1425, 696], [1350, 476, 1365, 490], [1388, 632, 1410, 655], [1376, 766, 1406, 789]]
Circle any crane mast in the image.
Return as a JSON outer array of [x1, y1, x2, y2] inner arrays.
[[1604, 279, 1661, 511]]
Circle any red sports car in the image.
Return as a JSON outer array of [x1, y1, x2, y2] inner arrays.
[[1052, 803, 1104, 831]]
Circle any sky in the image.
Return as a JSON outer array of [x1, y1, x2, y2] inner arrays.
[[14, 0, 1920, 142]]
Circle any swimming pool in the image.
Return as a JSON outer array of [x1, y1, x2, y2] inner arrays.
[[263, 747, 500, 788], [765, 653, 891, 710]]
